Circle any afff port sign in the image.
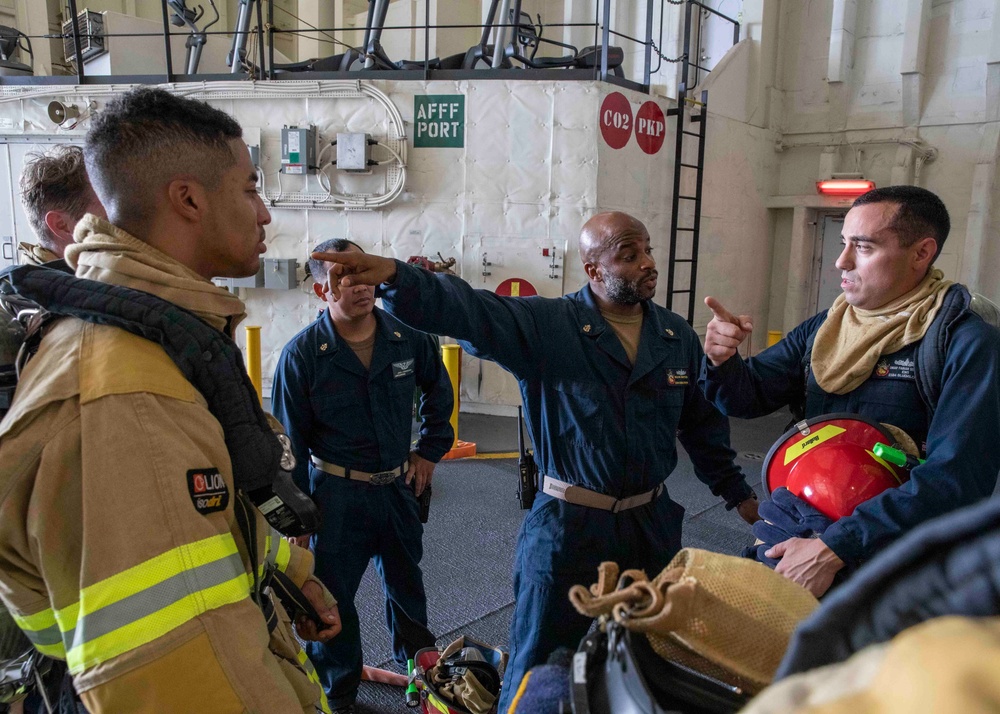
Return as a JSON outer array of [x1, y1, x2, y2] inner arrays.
[[414, 95, 465, 148]]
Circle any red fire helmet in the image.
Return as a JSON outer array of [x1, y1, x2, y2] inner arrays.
[[761, 414, 909, 520]]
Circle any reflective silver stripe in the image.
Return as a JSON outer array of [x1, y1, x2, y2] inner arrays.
[[62, 550, 246, 652], [22, 623, 62, 648]]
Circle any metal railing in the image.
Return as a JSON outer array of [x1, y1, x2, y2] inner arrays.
[[0, 0, 717, 95]]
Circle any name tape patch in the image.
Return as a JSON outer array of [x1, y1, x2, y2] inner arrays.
[[666, 368, 689, 386], [187, 468, 229, 515], [873, 357, 915, 381]]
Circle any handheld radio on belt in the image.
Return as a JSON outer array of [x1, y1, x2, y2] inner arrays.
[[517, 405, 538, 509], [418, 485, 432, 524], [250, 433, 320, 537]]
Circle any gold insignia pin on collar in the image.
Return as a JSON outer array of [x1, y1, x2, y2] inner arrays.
[[320, 343, 328, 351], [665, 328, 674, 336], [394, 331, 402, 337], [583, 324, 592, 333]]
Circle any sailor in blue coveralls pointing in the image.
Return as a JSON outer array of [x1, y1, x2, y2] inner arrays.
[[700, 186, 1000, 599], [272, 238, 455, 714], [311, 213, 760, 713]]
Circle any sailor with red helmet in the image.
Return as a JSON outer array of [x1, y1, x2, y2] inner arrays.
[[700, 186, 1000, 598]]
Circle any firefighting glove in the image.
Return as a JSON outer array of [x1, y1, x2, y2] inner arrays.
[[750, 488, 834, 569]]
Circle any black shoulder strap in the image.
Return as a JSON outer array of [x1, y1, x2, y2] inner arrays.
[[9, 265, 321, 546], [787, 329, 817, 425], [914, 284, 970, 417], [9, 264, 286, 496]]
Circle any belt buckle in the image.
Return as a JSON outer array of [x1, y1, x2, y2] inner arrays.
[[369, 470, 397, 486]]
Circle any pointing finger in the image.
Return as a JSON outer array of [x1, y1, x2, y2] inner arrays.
[[705, 296, 753, 331], [705, 296, 738, 324]]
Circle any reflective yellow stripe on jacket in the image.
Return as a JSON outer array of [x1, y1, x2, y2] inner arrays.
[[263, 528, 292, 576], [297, 646, 332, 714], [14, 534, 249, 674], [12, 608, 65, 660]]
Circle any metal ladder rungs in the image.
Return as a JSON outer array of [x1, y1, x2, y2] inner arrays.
[[682, 130, 700, 137]]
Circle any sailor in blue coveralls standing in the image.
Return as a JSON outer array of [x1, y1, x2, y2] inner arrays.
[[311, 212, 761, 713], [272, 238, 455, 714]]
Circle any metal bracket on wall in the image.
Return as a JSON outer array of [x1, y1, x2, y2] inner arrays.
[[547, 246, 562, 280], [1, 236, 15, 267]]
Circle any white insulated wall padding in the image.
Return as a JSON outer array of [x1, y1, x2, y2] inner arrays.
[[0, 79, 676, 409]]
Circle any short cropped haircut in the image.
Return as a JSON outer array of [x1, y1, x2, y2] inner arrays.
[[19, 145, 95, 249], [84, 87, 243, 236], [307, 238, 364, 283], [853, 185, 950, 261]]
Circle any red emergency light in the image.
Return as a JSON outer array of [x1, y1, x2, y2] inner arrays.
[[816, 179, 876, 197]]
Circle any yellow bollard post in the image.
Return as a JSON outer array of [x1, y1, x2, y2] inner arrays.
[[245, 326, 263, 405], [767, 330, 783, 348], [440, 343, 477, 459]]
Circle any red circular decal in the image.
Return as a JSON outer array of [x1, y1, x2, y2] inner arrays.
[[599, 92, 633, 150], [634, 101, 666, 155], [495, 278, 538, 297]]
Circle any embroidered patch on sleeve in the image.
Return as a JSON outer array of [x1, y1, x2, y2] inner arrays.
[[187, 468, 230, 514]]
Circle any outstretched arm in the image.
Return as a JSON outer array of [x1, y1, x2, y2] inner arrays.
[[312, 249, 546, 376]]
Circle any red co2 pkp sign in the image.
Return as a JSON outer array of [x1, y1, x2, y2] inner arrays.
[[599, 92, 633, 150], [635, 101, 666, 155], [599, 94, 667, 156]]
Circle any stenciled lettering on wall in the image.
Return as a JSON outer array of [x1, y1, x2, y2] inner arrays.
[[414, 95, 465, 148], [599, 92, 632, 149], [599, 93, 666, 156], [634, 101, 666, 155]]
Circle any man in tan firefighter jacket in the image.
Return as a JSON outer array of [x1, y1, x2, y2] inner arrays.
[[17, 144, 106, 266], [0, 88, 341, 712]]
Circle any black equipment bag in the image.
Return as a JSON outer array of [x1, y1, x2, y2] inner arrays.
[[570, 622, 750, 714]]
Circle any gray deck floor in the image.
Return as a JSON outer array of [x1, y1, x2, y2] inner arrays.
[[342, 409, 789, 713]]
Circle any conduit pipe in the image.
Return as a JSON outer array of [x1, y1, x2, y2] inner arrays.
[[0, 80, 408, 210]]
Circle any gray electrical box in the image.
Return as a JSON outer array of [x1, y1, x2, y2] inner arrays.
[[247, 144, 260, 168], [280, 126, 317, 175], [230, 264, 265, 288], [263, 258, 298, 290], [337, 132, 372, 172]]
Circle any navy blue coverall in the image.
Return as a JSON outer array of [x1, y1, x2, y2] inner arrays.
[[376, 262, 754, 713], [700, 289, 1000, 566], [271, 308, 454, 709]]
